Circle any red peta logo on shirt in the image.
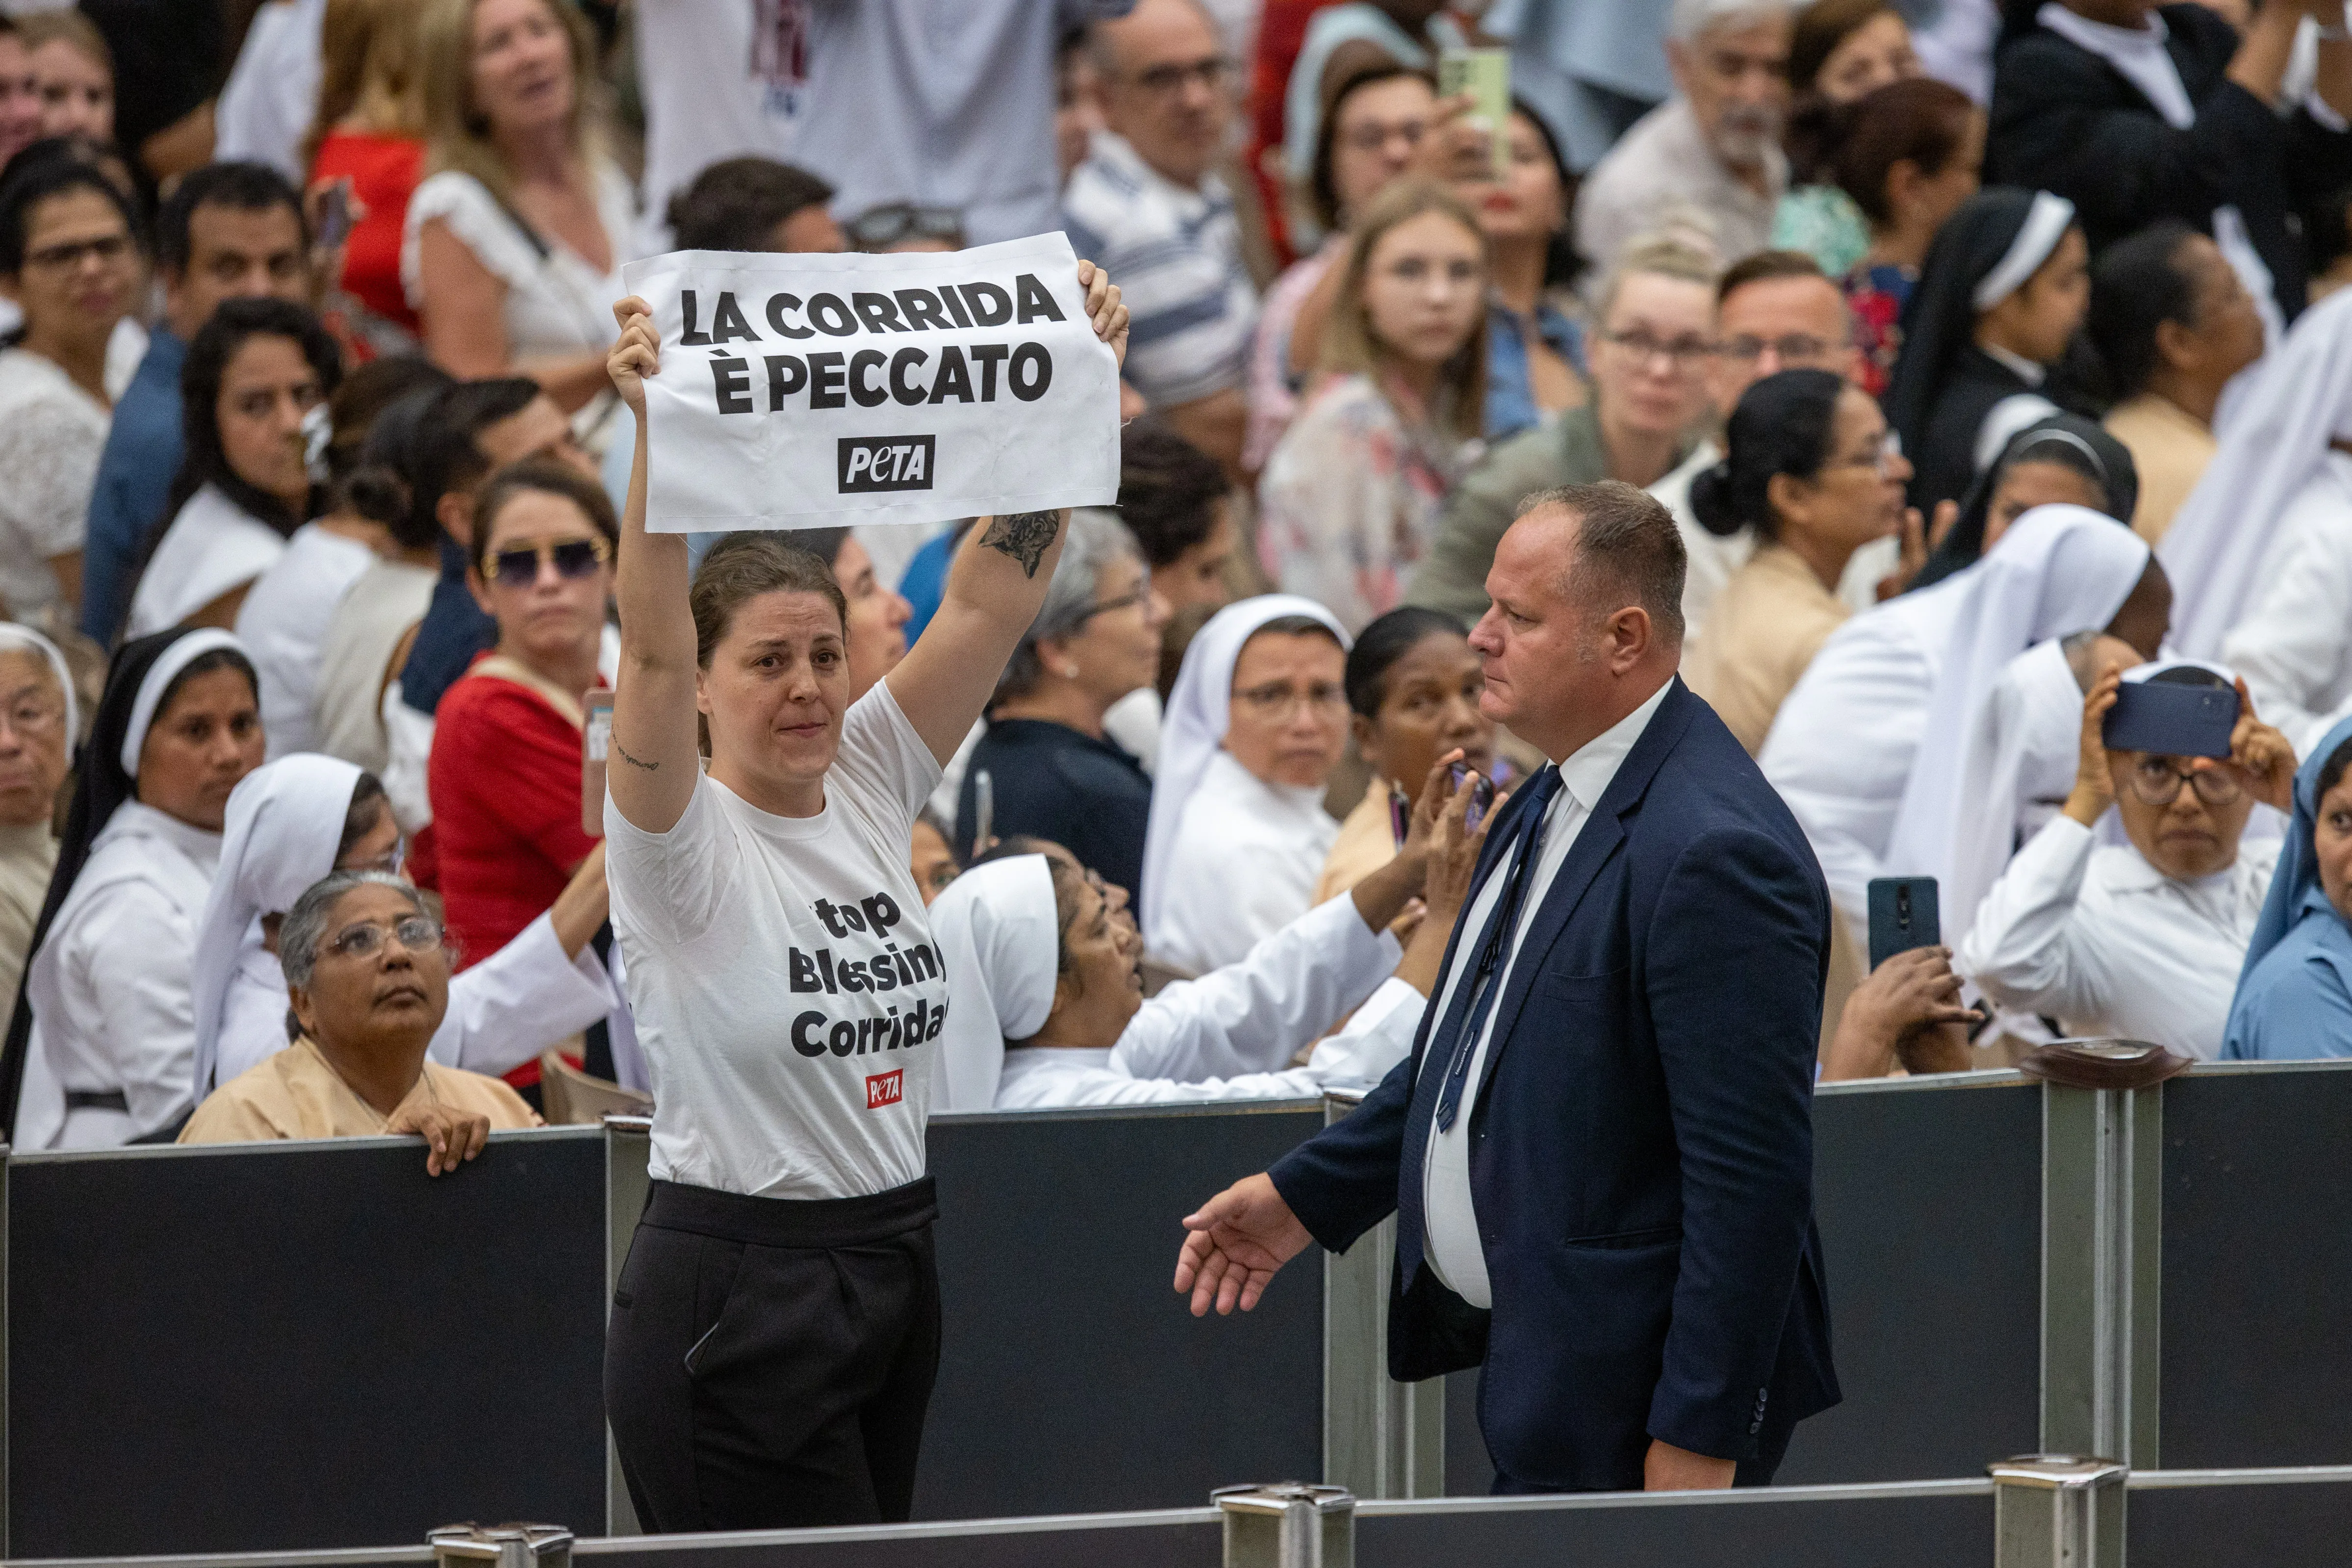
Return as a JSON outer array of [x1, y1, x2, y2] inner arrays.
[[867, 1069, 904, 1110]]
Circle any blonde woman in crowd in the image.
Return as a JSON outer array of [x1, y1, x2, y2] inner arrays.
[[407, 0, 632, 451], [1259, 181, 1488, 633]]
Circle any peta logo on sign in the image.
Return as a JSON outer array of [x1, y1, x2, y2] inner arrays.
[[866, 1069, 905, 1110], [838, 435, 936, 493]]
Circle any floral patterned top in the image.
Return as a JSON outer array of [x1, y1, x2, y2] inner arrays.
[[1772, 184, 1871, 278], [1256, 371, 1477, 634], [1844, 260, 1916, 400]]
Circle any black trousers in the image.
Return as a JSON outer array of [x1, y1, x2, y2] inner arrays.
[[1492, 1418, 1793, 1495], [605, 1176, 941, 1531]]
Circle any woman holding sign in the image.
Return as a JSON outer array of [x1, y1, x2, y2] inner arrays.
[[600, 264, 1127, 1531]]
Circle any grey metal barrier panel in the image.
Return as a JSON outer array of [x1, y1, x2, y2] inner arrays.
[[1444, 1071, 2043, 1493], [2159, 1061, 2352, 1468], [912, 1101, 1326, 1521], [2127, 1465, 2352, 1568], [573, 1507, 1220, 1568], [8, 1129, 608, 1558], [1359, 1477, 1993, 1566]]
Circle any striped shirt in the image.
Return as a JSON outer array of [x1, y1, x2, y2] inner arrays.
[[1061, 131, 1257, 407]]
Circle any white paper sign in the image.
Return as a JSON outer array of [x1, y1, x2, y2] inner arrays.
[[620, 232, 1122, 532]]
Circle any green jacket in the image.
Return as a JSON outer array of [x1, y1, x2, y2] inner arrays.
[[1406, 404, 1692, 622]]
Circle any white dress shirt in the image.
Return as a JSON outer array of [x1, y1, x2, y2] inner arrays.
[[1957, 815, 2279, 1060], [2223, 453, 2352, 758], [1422, 681, 1671, 1309]]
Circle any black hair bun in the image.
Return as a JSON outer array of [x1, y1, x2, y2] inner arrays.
[[1687, 461, 1746, 538]]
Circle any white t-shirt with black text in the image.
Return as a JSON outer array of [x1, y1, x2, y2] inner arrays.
[[606, 682, 946, 1199]]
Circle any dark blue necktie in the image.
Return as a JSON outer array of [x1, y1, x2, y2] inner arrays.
[[1430, 765, 1561, 1132]]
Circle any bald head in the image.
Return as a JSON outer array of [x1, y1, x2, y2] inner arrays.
[[1091, 0, 1231, 187]]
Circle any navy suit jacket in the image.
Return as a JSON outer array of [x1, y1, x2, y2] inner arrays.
[[1270, 679, 1840, 1489]]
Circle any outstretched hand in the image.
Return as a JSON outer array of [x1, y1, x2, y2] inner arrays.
[[609, 295, 659, 416], [1175, 1172, 1312, 1316]]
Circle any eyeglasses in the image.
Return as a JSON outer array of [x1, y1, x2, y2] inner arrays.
[[1132, 56, 1232, 95], [345, 840, 407, 877], [1601, 328, 1714, 371], [487, 534, 611, 589], [1718, 333, 1844, 366], [24, 232, 129, 271], [1075, 568, 1154, 622], [847, 203, 966, 251], [2126, 757, 2243, 809], [1233, 680, 1348, 720], [1338, 117, 1428, 154], [322, 913, 445, 962], [0, 699, 64, 739], [1830, 428, 1904, 478]]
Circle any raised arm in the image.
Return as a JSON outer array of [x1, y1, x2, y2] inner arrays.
[[885, 262, 1128, 764], [605, 297, 701, 834]]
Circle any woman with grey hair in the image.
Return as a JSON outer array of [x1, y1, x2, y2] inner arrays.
[[951, 508, 1168, 901], [179, 870, 541, 1170]]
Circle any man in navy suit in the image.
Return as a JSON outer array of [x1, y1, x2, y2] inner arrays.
[[1174, 481, 1839, 1492]]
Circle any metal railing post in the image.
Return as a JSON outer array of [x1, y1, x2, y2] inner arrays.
[[1216, 1483, 1354, 1568], [2038, 1066, 2164, 1466], [602, 1115, 653, 1537], [1320, 1090, 1444, 1498], [1990, 1456, 2125, 1568], [429, 1523, 574, 1568]]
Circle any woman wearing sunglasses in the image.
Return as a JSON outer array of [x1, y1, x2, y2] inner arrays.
[[425, 457, 615, 1100], [187, 752, 617, 1104], [180, 869, 541, 1172]]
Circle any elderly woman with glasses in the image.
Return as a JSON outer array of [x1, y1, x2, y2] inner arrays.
[[1961, 658, 2295, 1060], [180, 869, 540, 1170], [952, 508, 1168, 903], [425, 457, 614, 1099]]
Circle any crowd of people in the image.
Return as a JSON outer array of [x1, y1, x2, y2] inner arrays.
[[0, 0, 2345, 1530]]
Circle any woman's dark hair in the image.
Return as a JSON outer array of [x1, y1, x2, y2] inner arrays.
[[2306, 184, 2352, 283], [1510, 98, 1582, 291], [337, 772, 391, 861], [1790, 0, 1895, 95], [154, 646, 260, 728], [1117, 419, 1227, 569], [470, 458, 620, 576], [1345, 606, 1468, 719], [164, 296, 344, 540], [1819, 77, 1976, 224], [690, 533, 848, 668], [1688, 369, 1848, 541], [1308, 63, 1433, 233], [2321, 735, 2352, 804], [794, 527, 850, 569], [666, 156, 836, 252], [344, 375, 537, 553], [322, 356, 453, 490], [0, 154, 139, 279], [2084, 221, 2200, 405]]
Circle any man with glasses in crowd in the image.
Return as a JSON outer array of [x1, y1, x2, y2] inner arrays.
[[1063, 0, 1258, 477], [1650, 249, 1894, 641], [1575, 0, 1794, 281]]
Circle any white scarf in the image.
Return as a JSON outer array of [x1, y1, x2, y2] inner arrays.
[[926, 854, 1060, 1112]]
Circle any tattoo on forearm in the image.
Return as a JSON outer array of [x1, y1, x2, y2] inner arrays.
[[978, 510, 1062, 578], [614, 739, 660, 772]]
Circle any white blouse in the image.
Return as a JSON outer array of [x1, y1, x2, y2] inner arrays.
[[1958, 816, 2279, 1060], [21, 803, 221, 1148], [0, 347, 110, 622], [2222, 452, 2352, 757], [402, 163, 637, 449], [1149, 749, 1340, 976], [236, 522, 379, 759], [128, 486, 287, 640]]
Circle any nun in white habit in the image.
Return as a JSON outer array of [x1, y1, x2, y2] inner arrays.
[[186, 753, 619, 1103], [1, 629, 265, 1148], [1761, 504, 2165, 949], [929, 853, 1420, 1111], [1142, 595, 1353, 975], [2164, 286, 2352, 755]]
